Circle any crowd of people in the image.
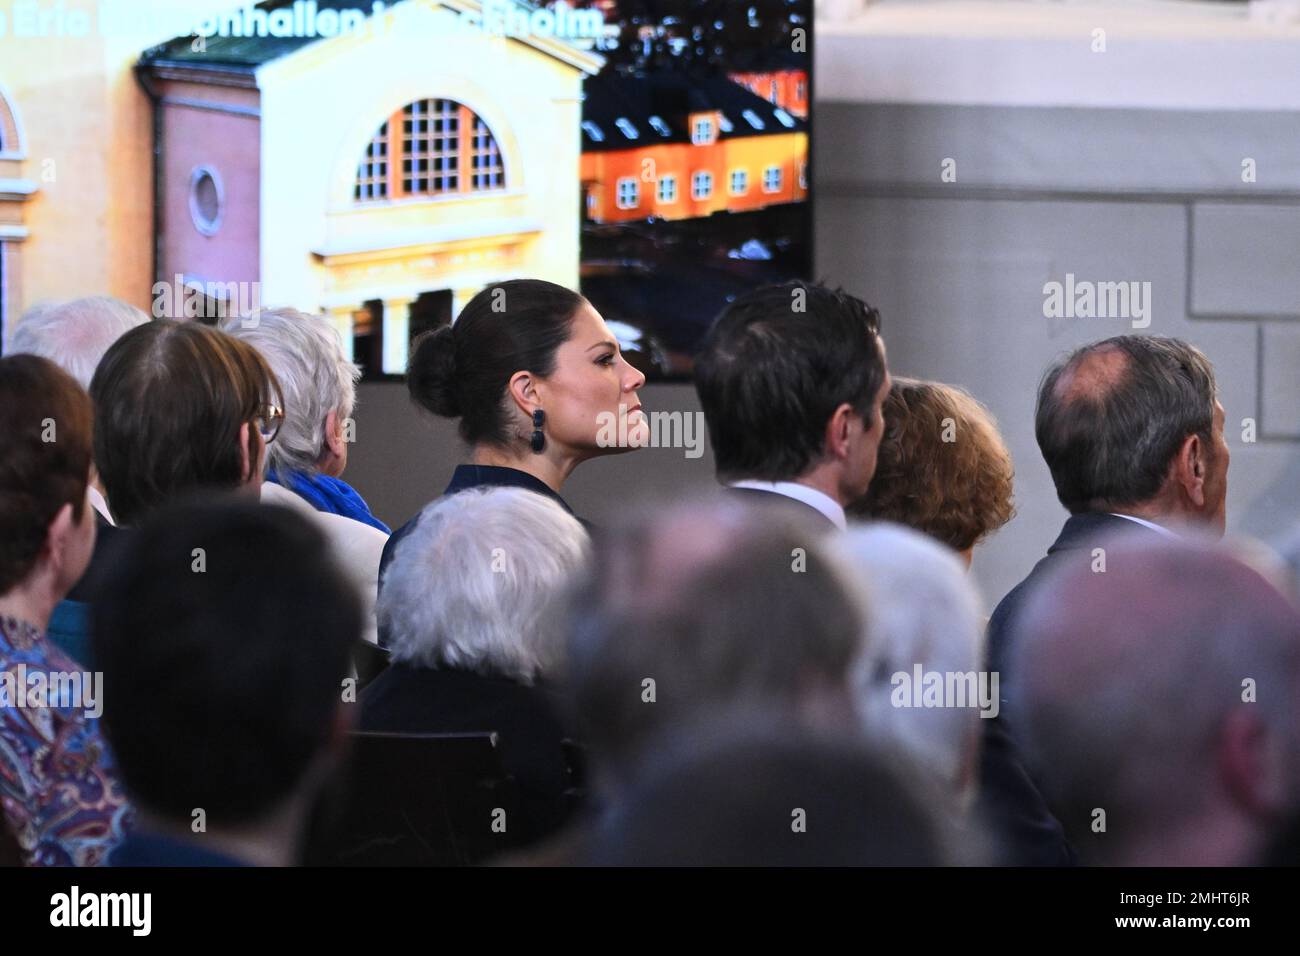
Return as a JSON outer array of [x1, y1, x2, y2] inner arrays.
[[1, 279, 1298, 867]]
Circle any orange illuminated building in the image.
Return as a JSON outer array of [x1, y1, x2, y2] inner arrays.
[[729, 46, 809, 119], [729, 69, 808, 119], [580, 70, 808, 225]]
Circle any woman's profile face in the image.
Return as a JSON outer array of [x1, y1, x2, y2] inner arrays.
[[536, 302, 649, 458]]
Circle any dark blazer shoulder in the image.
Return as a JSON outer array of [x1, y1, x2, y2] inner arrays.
[[722, 485, 837, 532]]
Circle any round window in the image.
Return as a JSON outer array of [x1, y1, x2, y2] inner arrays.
[[189, 166, 224, 236]]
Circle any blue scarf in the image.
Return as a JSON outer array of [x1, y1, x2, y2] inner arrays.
[[267, 469, 391, 534]]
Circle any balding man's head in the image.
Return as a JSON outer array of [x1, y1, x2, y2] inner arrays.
[[1013, 538, 1300, 865], [561, 496, 863, 788], [1035, 336, 1226, 529]]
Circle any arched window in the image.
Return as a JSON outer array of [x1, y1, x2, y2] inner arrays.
[[0, 86, 21, 156], [354, 99, 505, 202]]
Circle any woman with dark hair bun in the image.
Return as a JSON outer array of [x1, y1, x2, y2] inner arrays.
[[377, 279, 648, 619]]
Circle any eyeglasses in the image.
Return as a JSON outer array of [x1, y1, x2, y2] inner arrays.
[[256, 403, 284, 443]]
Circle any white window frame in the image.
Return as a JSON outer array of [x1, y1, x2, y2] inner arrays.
[[616, 176, 640, 210], [189, 165, 225, 237], [692, 117, 714, 145], [763, 165, 783, 194], [729, 168, 749, 196], [657, 174, 678, 204], [692, 171, 713, 200]]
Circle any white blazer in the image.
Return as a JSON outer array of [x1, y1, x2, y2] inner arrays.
[[260, 480, 389, 645]]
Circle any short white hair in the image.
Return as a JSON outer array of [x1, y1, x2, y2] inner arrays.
[[9, 296, 150, 389], [220, 308, 359, 476], [379, 487, 590, 683], [829, 523, 986, 793]]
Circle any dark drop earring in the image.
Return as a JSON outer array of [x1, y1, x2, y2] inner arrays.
[[530, 409, 546, 453]]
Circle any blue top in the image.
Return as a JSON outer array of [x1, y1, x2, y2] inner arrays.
[[48, 516, 130, 669], [267, 468, 391, 533], [111, 830, 248, 867], [375, 465, 577, 648]]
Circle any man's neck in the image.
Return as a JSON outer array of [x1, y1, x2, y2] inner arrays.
[[783, 466, 846, 508], [1111, 813, 1259, 867], [1108, 501, 1168, 525]]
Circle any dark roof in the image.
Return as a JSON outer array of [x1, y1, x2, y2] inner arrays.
[[726, 45, 810, 75], [581, 70, 806, 153], [138, 0, 568, 72], [140, 0, 365, 70]]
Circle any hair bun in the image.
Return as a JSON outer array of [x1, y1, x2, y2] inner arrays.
[[408, 324, 462, 418]]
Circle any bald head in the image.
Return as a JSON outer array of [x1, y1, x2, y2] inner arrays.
[[1014, 537, 1300, 865], [1035, 335, 1220, 517], [1049, 344, 1129, 406]]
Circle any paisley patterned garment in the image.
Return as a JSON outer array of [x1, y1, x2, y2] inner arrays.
[[0, 615, 132, 866]]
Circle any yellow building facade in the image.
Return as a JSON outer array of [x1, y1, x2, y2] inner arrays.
[[142, 0, 602, 373], [2, 0, 600, 373], [0, 0, 241, 343]]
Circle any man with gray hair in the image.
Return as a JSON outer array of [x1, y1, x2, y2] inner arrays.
[[9, 296, 150, 391], [981, 334, 1231, 865], [1013, 539, 1300, 866], [222, 308, 389, 644], [8, 296, 150, 525]]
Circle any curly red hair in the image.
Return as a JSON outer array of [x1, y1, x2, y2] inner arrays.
[[850, 378, 1015, 552]]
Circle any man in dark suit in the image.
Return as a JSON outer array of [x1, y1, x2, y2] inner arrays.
[[694, 281, 892, 531], [982, 335, 1231, 864], [1012, 538, 1300, 867]]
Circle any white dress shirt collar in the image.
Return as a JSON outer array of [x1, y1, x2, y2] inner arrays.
[[1109, 512, 1179, 540], [729, 480, 847, 530], [87, 486, 114, 526]]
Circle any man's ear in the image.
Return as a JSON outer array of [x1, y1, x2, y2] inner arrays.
[[1173, 431, 1208, 509], [1218, 707, 1284, 819], [324, 408, 346, 460], [824, 402, 856, 461]]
